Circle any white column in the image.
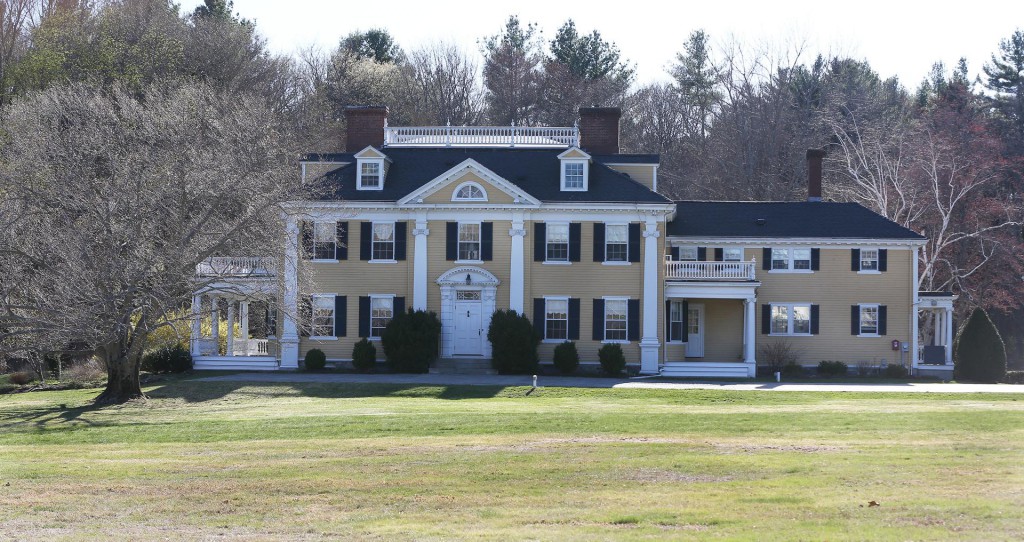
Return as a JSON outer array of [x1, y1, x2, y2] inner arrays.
[[509, 217, 526, 313], [945, 306, 954, 364], [190, 294, 202, 357], [639, 218, 661, 374], [226, 301, 236, 357], [933, 311, 941, 346], [239, 301, 250, 356], [743, 298, 757, 376], [910, 246, 920, 369], [210, 296, 220, 355], [280, 217, 300, 369], [412, 219, 429, 310]]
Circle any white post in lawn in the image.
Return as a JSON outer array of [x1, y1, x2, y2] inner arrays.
[[190, 294, 202, 357], [413, 216, 429, 310], [509, 215, 526, 313], [239, 301, 250, 356], [743, 298, 756, 376], [226, 300, 236, 357], [210, 296, 220, 354], [639, 217, 661, 375], [280, 216, 300, 369]]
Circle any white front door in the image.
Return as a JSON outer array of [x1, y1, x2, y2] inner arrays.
[[454, 292, 483, 355], [685, 304, 705, 358]]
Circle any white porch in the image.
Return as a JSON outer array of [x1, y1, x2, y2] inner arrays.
[[916, 292, 956, 377]]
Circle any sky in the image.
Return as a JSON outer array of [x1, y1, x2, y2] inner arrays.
[[181, 0, 1024, 90]]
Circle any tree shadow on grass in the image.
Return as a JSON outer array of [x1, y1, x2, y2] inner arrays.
[[0, 400, 109, 430], [144, 379, 514, 404]]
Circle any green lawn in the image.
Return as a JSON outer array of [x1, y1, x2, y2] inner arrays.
[[0, 379, 1022, 540]]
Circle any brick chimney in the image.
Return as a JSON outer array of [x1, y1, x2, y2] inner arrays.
[[578, 107, 621, 154], [344, 106, 388, 152], [806, 148, 825, 202]]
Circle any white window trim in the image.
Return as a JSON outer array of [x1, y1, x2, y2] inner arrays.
[[560, 159, 589, 191], [858, 248, 882, 274], [451, 181, 488, 202], [602, 296, 629, 344], [309, 293, 337, 340], [367, 293, 396, 341], [603, 223, 630, 264], [858, 303, 881, 337], [311, 221, 338, 263], [667, 300, 686, 344], [768, 247, 814, 273], [357, 158, 385, 191], [768, 302, 813, 336], [545, 222, 571, 264], [455, 221, 483, 264], [369, 221, 396, 263], [542, 296, 570, 343]]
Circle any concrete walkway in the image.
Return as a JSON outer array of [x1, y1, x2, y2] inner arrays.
[[197, 372, 1024, 394]]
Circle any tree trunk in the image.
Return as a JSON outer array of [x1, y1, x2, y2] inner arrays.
[[95, 356, 144, 404]]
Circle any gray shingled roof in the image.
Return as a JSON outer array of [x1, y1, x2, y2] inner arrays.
[[668, 201, 925, 240]]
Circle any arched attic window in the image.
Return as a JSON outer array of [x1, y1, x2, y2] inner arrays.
[[453, 182, 487, 202]]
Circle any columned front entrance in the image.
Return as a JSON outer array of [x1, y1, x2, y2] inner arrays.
[[437, 266, 500, 358]]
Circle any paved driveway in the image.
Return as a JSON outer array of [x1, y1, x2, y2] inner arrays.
[[197, 372, 1024, 393]]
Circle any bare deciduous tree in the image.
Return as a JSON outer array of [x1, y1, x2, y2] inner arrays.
[[404, 41, 484, 126]]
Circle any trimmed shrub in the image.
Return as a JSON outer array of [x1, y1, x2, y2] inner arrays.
[[352, 338, 377, 372], [553, 341, 580, 374], [304, 348, 327, 372], [954, 308, 1007, 383], [884, 363, 909, 378], [141, 344, 192, 374], [598, 343, 626, 376], [381, 309, 441, 373], [1005, 371, 1024, 384], [816, 360, 848, 378], [8, 371, 32, 385], [487, 309, 540, 375], [781, 361, 803, 378]]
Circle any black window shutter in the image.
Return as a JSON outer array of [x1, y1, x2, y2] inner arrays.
[[714, 248, 724, 261], [627, 299, 640, 341], [360, 222, 372, 260], [664, 300, 671, 340], [811, 248, 820, 270], [851, 305, 860, 335], [533, 298, 545, 337], [359, 296, 370, 337], [762, 248, 772, 270], [301, 221, 314, 259], [300, 297, 312, 337], [593, 223, 605, 262], [810, 304, 820, 335], [394, 297, 405, 316], [336, 222, 348, 260], [671, 247, 680, 261], [334, 296, 347, 337], [394, 222, 407, 261], [534, 223, 546, 261], [878, 305, 887, 335], [761, 304, 771, 334], [851, 249, 861, 271], [681, 300, 689, 342], [628, 223, 641, 263], [697, 247, 707, 261], [592, 299, 604, 340], [446, 222, 458, 261], [481, 222, 493, 261], [879, 249, 888, 272], [568, 298, 580, 340], [569, 223, 581, 262]]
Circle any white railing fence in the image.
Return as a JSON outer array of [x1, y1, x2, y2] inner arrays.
[[384, 125, 579, 148], [665, 260, 757, 281], [232, 339, 270, 357], [196, 257, 275, 277]]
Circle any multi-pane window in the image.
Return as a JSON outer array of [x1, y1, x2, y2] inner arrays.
[[792, 248, 812, 270], [312, 222, 336, 260], [770, 303, 813, 335], [669, 301, 684, 342], [723, 247, 744, 261], [604, 299, 628, 341], [771, 248, 812, 270], [677, 246, 698, 261], [860, 305, 879, 335], [771, 248, 790, 270], [458, 223, 481, 261], [372, 222, 395, 260], [311, 295, 335, 337], [455, 184, 485, 200], [545, 298, 568, 340], [860, 249, 879, 271], [370, 297, 393, 338], [546, 223, 569, 262], [359, 161, 381, 189], [563, 162, 585, 190], [605, 224, 628, 262]]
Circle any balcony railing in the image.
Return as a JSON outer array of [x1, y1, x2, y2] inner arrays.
[[196, 257, 275, 277], [665, 260, 757, 281], [384, 125, 579, 148]]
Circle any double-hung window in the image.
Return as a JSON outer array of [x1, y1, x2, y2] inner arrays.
[[669, 301, 685, 342], [859, 304, 879, 335], [860, 249, 879, 271], [604, 299, 628, 341], [312, 222, 337, 260], [458, 223, 481, 261], [372, 222, 395, 261], [677, 246, 698, 261], [723, 247, 744, 261], [545, 298, 569, 340], [311, 295, 335, 338], [358, 160, 382, 189], [546, 223, 569, 262], [370, 296, 393, 338], [770, 303, 812, 335], [771, 247, 812, 271], [562, 161, 586, 190], [605, 224, 628, 262]]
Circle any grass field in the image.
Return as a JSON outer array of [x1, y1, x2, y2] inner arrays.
[[1, 377, 1022, 540]]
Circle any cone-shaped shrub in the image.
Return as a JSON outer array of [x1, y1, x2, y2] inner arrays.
[[954, 308, 1006, 383]]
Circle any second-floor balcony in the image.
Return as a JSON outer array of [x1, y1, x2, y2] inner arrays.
[[196, 257, 275, 278], [665, 259, 757, 281]]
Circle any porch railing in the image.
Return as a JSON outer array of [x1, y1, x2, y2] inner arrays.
[[196, 257, 275, 277], [233, 339, 270, 357], [383, 125, 579, 148], [665, 260, 757, 281]]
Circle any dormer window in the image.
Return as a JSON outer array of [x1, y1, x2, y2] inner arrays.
[[558, 147, 591, 192], [453, 181, 487, 201], [358, 159, 383, 190]]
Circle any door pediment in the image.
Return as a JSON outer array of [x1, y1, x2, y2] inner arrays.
[[436, 266, 501, 286]]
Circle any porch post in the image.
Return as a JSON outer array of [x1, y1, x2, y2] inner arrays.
[[278, 215, 299, 366], [933, 311, 941, 346], [639, 217, 661, 374], [239, 301, 250, 356], [210, 296, 220, 354], [226, 300, 236, 357], [280, 216, 300, 369], [412, 216, 429, 310], [743, 298, 757, 376], [944, 306, 954, 364], [509, 214, 526, 313], [190, 294, 202, 357]]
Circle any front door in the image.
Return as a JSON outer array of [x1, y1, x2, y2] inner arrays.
[[685, 304, 705, 358], [454, 291, 483, 355]]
